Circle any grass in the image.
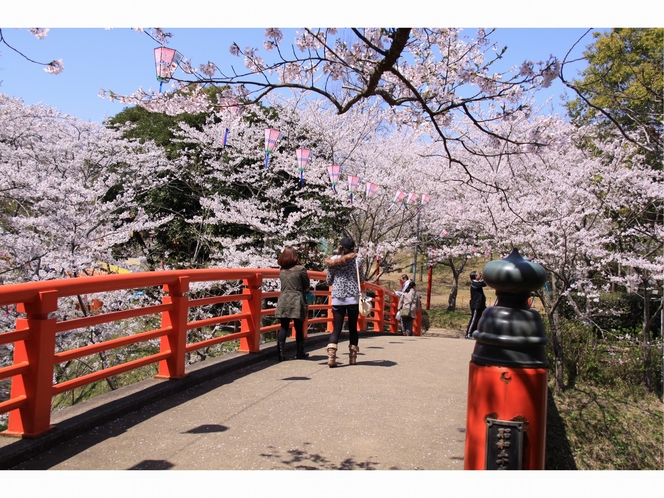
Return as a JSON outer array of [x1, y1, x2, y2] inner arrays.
[[546, 383, 663, 469]]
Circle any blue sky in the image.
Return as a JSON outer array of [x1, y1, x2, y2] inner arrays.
[[0, 27, 595, 122], [1, 2, 658, 123]]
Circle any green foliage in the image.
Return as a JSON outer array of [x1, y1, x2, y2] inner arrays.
[[550, 316, 663, 392], [565, 28, 663, 166], [425, 307, 469, 330]]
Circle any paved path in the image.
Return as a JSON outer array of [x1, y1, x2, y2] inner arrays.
[[3, 331, 474, 470]]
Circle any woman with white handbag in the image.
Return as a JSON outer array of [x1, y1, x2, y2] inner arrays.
[[397, 279, 419, 336], [324, 237, 365, 367]]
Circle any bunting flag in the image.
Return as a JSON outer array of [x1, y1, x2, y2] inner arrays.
[[387, 190, 406, 211], [327, 165, 341, 193], [365, 182, 380, 200], [296, 148, 311, 186], [264, 128, 281, 169], [348, 175, 360, 204]]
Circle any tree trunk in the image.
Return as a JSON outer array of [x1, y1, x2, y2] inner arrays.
[[548, 309, 565, 393], [642, 283, 652, 393], [446, 257, 467, 312]]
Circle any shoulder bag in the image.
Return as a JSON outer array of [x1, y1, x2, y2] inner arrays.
[[355, 259, 372, 317]]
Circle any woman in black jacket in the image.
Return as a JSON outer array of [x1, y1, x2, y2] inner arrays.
[[465, 271, 487, 339]]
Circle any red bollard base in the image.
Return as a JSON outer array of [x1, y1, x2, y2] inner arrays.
[[464, 361, 548, 470]]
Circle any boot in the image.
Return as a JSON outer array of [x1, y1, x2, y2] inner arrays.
[[296, 341, 309, 359], [327, 343, 338, 368], [349, 344, 359, 365], [277, 340, 286, 362]]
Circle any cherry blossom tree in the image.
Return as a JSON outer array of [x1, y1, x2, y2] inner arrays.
[[110, 28, 561, 183], [426, 113, 663, 391], [0, 94, 174, 406]]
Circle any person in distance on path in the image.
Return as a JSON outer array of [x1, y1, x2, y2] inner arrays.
[[465, 271, 486, 339]]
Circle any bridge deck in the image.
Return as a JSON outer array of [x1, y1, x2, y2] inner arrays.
[[2, 331, 473, 470]]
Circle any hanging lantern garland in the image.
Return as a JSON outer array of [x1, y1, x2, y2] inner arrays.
[[264, 128, 281, 169], [327, 165, 341, 193], [221, 128, 229, 147], [420, 193, 431, 210], [348, 175, 360, 204], [154, 47, 183, 93], [296, 148, 311, 186]]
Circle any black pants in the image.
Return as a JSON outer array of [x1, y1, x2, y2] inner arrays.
[[466, 307, 485, 338], [401, 316, 414, 336], [278, 318, 304, 343], [328, 304, 359, 346]]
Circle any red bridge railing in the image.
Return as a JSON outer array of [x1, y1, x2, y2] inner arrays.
[[0, 269, 420, 438]]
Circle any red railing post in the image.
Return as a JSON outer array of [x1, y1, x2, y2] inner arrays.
[[6, 290, 58, 437], [374, 286, 386, 333], [239, 273, 262, 353], [388, 293, 399, 334], [325, 289, 334, 333], [156, 276, 189, 379]]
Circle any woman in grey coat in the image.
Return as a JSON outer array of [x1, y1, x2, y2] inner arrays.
[[274, 246, 311, 361]]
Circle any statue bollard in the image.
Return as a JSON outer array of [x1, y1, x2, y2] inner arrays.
[[463, 248, 548, 470]]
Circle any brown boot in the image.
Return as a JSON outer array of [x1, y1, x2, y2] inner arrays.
[[349, 345, 359, 365], [327, 343, 338, 368]]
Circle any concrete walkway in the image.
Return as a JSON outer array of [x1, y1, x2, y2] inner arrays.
[[2, 331, 474, 470]]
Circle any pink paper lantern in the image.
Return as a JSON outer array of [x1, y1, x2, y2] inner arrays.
[[327, 165, 341, 193], [154, 47, 182, 83], [348, 175, 360, 204], [365, 182, 380, 199], [405, 192, 419, 206], [387, 190, 407, 211], [264, 128, 281, 169], [296, 148, 311, 185]]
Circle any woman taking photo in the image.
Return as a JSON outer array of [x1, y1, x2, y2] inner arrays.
[[274, 246, 311, 361], [325, 237, 364, 367]]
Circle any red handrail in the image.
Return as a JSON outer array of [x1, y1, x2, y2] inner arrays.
[[0, 268, 416, 438]]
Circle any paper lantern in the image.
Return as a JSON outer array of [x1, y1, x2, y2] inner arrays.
[[154, 47, 183, 92], [296, 148, 311, 185], [365, 182, 380, 200], [348, 175, 360, 204], [405, 192, 419, 206], [264, 128, 281, 169], [327, 165, 341, 193], [387, 190, 407, 211]]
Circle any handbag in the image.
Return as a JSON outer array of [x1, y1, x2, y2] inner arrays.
[[355, 259, 372, 317], [400, 307, 412, 318]]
